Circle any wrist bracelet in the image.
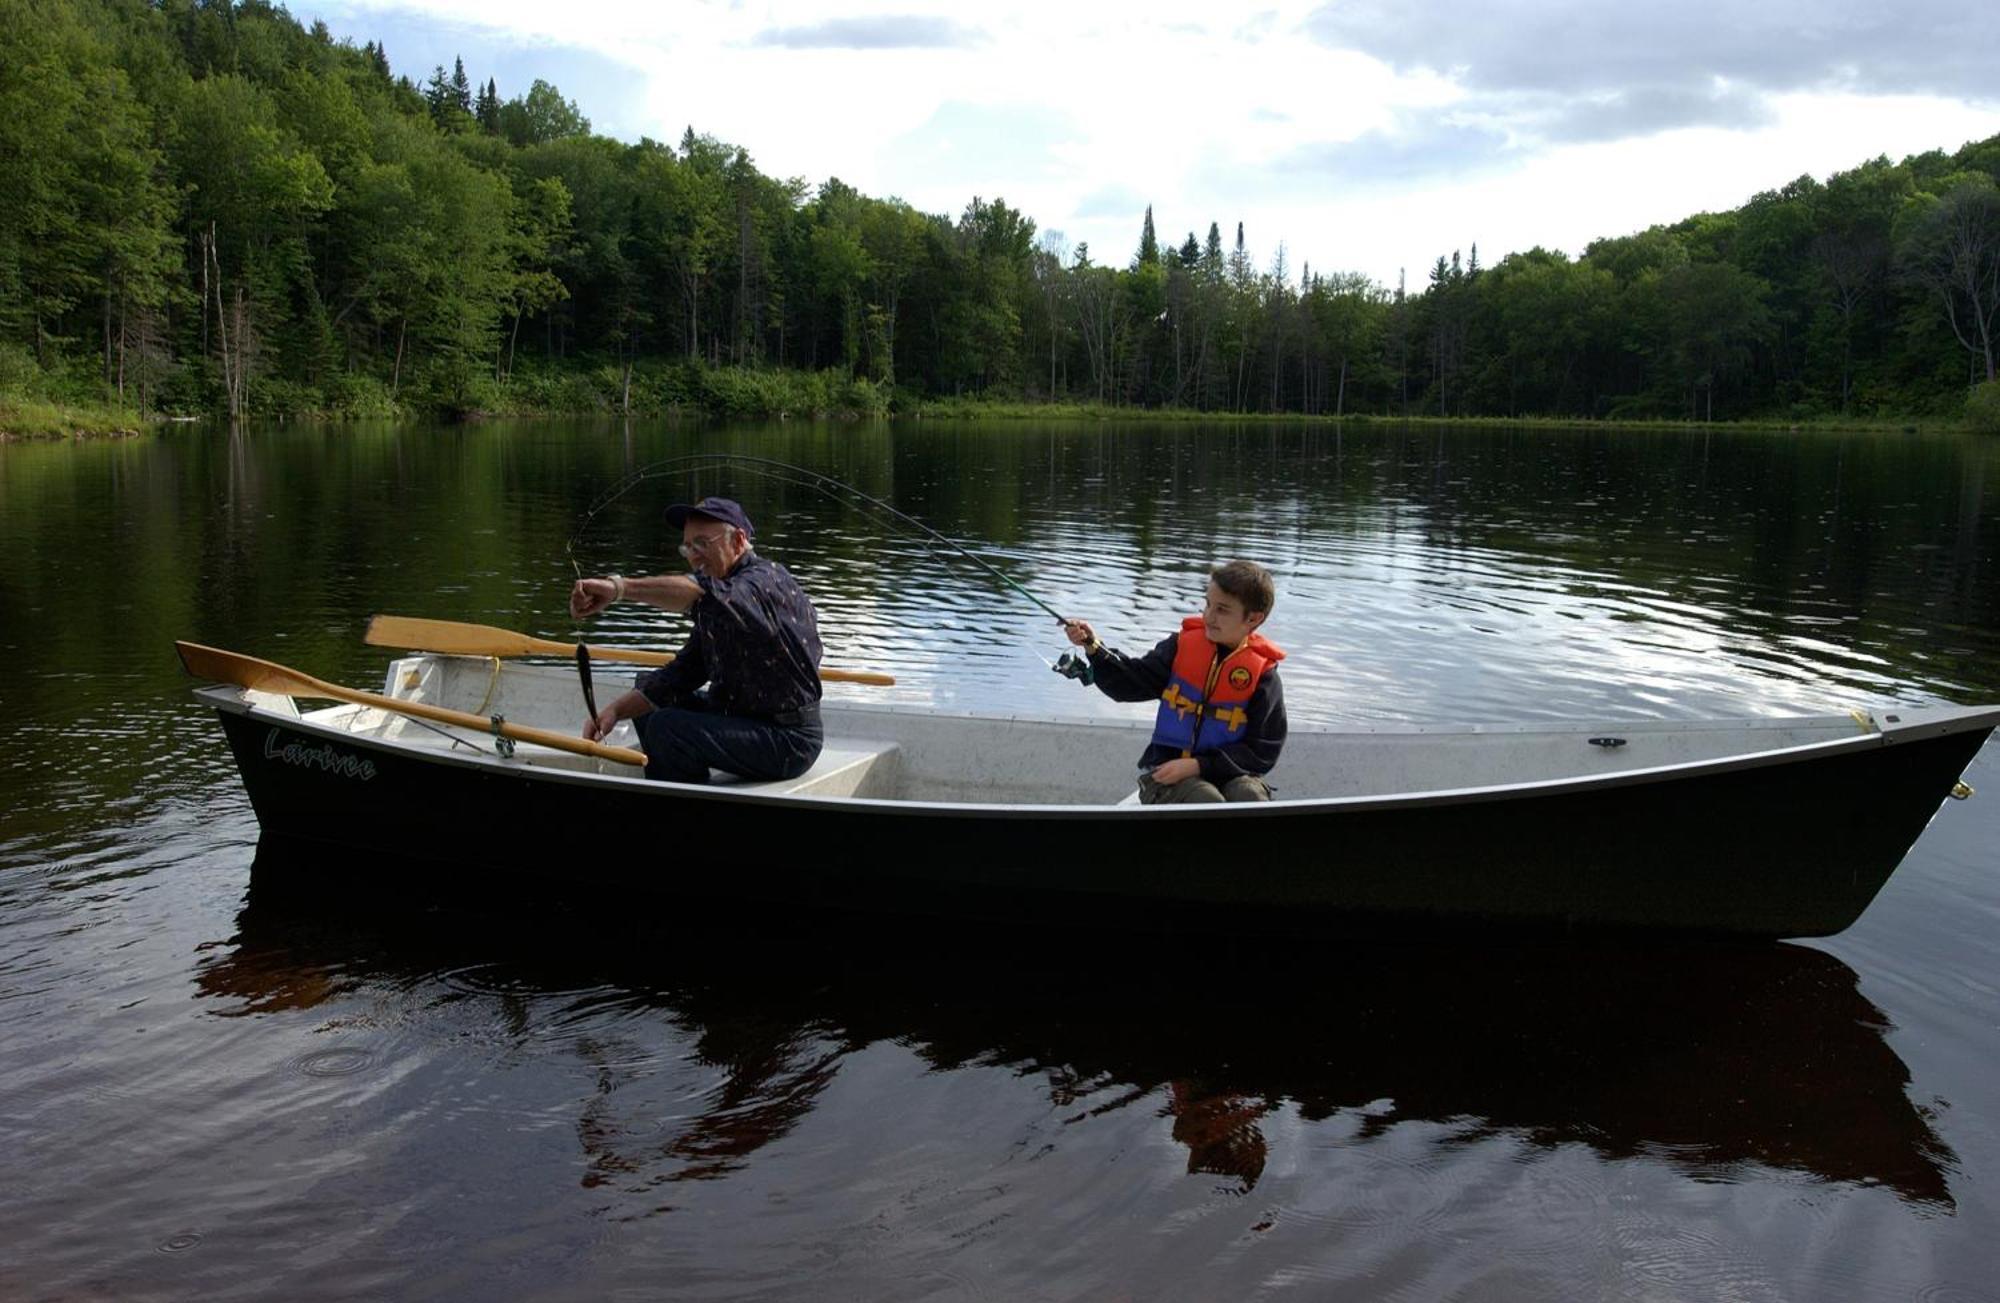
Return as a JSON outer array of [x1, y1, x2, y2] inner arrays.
[[609, 574, 625, 601]]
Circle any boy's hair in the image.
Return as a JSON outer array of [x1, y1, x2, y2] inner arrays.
[[1210, 559, 1276, 615]]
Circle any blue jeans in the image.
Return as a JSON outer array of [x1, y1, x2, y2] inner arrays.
[[634, 701, 823, 785]]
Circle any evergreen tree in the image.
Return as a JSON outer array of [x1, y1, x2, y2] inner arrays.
[[423, 64, 452, 122], [1136, 205, 1158, 266], [476, 78, 500, 132]]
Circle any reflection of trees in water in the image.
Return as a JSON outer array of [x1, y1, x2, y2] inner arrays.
[[194, 874, 1957, 1210]]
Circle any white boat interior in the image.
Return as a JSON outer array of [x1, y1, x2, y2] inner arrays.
[[230, 654, 1945, 808]]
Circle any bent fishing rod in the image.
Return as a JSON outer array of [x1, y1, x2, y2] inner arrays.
[[566, 452, 1073, 628]]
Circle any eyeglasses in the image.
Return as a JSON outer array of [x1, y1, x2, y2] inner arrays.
[[677, 530, 731, 559]]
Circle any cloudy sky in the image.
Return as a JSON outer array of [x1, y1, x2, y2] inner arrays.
[[304, 0, 2000, 286]]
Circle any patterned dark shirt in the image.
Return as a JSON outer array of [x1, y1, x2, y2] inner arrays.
[[636, 553, 824, 718]]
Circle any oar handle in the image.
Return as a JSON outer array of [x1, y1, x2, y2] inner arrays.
[[571, 640, 894, 686], [571, 639, 893, 685]]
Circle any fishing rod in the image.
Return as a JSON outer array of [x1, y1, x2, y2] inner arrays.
[[566, 452, 1075, 629]]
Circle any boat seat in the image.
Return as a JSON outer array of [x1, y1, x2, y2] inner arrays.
[[712, 738, 901, 799]]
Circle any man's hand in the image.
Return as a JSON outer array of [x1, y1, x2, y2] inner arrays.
[[1062, 618, 1097, 649], [570, 577, 618, 620], [1151, 757, 1201, 786], [582, 704, 621, 743]]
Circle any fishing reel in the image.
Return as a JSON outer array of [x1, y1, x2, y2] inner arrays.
[[1051, 650, 1095, 686]]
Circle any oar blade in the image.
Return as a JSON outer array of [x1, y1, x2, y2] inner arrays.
[[175, 640, 320, 698], [366, 614, 545, 658]]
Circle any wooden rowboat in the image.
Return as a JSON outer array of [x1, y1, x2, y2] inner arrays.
[[179, 642, 1996, 938]]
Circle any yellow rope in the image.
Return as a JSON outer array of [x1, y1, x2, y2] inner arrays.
[[473, 656, 502, 715]]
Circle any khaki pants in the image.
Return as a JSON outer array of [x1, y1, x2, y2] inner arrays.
[[1137, 772, 1272, 805]]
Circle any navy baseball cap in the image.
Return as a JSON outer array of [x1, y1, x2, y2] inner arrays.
[[665, 495, 754, 537]]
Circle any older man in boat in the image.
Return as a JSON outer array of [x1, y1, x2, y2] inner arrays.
[[568, 496, 825, 784]]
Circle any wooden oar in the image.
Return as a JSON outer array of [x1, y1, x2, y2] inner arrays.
[[174, 640, 647, 767], [364, 614, 897, 686]]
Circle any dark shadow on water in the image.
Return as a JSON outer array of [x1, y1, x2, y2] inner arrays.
[[194, 840, 1959, 1209]]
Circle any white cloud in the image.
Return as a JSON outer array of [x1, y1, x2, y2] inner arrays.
[[750, 15, 987, 48], [304, 0, 2000, 283]]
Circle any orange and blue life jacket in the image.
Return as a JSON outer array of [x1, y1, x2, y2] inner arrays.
[[1149, 617, 1286, 757]]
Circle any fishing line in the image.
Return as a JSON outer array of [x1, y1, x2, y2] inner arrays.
[[570, 456, 996, 602], [566, 453, 1072, 628]]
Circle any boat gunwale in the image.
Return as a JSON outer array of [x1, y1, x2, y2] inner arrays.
[[191, 682, 2000, 819], [369, 654, 1996, 739]]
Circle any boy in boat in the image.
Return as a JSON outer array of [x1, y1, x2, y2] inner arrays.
[[1063, 559, 1287, 804]]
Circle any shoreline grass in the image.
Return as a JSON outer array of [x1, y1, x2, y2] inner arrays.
[[0, 394, 151, 440], [902, 397, 1953, 435], [3, 377, 1978, 440]]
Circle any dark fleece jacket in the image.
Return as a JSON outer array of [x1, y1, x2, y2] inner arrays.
[[1085, 632, 1286, 785]]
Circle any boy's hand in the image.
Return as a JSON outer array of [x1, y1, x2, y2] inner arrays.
[[1062, 618, 1097, 649], [1151, 757, 1201, 785]]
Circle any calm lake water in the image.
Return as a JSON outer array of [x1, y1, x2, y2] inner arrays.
[[3, 418, 1998, 1300]]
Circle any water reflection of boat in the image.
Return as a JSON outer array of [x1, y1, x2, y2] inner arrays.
[[196, 872, 1957, 1209], [184, 653, 1997, 938]]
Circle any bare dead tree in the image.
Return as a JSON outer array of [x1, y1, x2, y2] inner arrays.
[[1899, 179, 2000, 384]]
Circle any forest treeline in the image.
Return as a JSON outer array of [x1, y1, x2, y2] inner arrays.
[[3, 0, 1999, 428]]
